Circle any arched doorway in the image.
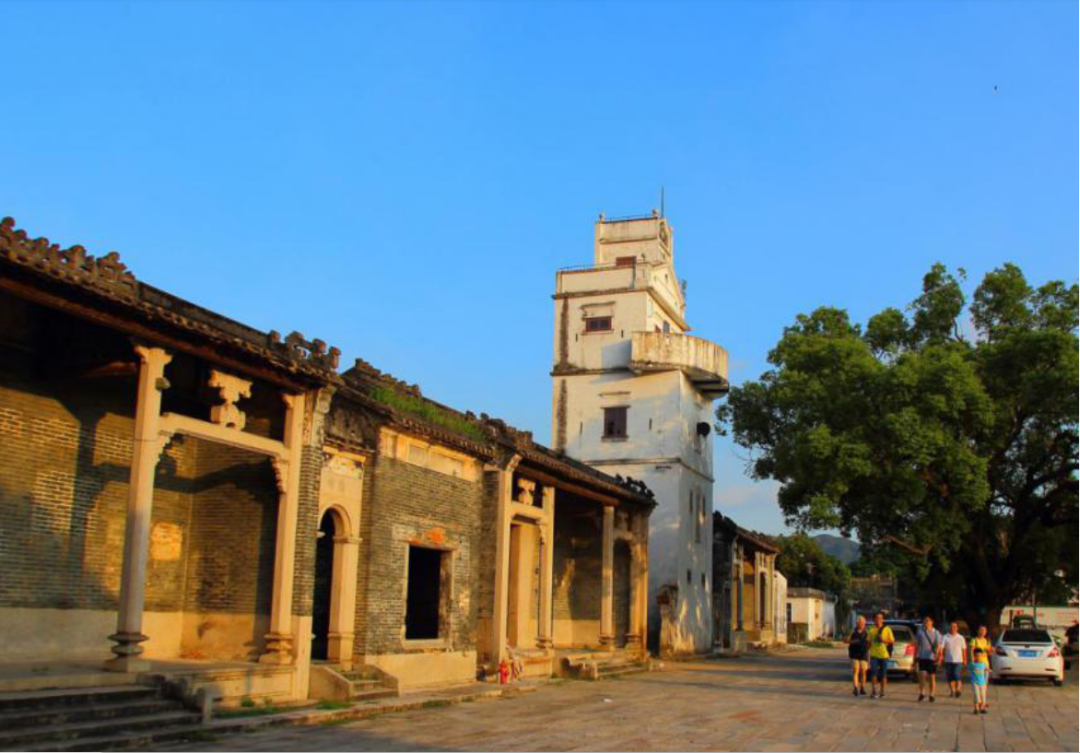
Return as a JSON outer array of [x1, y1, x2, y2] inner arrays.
[[311, 511, 338, 661]]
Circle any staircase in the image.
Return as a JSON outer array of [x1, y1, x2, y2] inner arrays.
[[308, 664, 397, 703], [561, 650, 649, 681], [0, 684, 204, 752], [337, 670, 397, 702]]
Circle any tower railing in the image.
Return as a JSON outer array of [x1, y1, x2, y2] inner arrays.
[[629, 331, 729, 398]]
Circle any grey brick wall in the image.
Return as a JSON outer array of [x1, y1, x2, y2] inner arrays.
[[182, 442, 278, 615], [353, 455, 484, 660], [553, 507, 602, 622], [291, 444, 323, 618], [0, 364, 200, 613], [1, 349, 282, 621]]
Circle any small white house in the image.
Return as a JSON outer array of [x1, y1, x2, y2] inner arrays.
[[787, 587, 830, 640]]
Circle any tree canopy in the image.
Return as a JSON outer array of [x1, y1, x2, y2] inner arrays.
[[718, 263, 1078, 628], [775, 533, 852, 596]]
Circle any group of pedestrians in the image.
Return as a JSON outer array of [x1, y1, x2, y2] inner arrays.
[[848, 612, 994, 715]]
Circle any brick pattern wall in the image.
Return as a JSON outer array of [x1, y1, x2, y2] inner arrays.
[[553, 509, 602, 621], [0, 351, 281, 622], [353, 454, 484, 659], [0, 366, 201, 612], [183, 442, 278, 615], [290, 444, 323, 618], [473, 470, 500, 660]]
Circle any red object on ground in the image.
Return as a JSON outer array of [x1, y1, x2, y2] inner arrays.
[[498, 661, 510, 684]]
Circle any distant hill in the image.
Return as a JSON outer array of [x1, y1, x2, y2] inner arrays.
[[813, 534, 861, 565]]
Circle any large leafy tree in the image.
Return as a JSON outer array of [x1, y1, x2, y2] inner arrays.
[[718, 264, 1078, 630], [775, 533, 851, 596]]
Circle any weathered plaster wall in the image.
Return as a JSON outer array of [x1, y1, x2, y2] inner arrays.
[[551, 218, 721, 656]]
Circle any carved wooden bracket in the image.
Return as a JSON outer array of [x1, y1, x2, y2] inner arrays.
[[208, 370, 252, 430], [516, 477, 536, 505]]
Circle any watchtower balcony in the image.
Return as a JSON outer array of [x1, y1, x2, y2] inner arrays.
[[629, 331, 729, 398]]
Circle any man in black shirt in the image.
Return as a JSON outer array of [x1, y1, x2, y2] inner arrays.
[[848, 615, 871, 696]]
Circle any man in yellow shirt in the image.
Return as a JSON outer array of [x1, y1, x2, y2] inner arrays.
[[867, 612, 895, 699]]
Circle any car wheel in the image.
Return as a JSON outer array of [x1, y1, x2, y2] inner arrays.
[[1053, 678, 1063, 687]]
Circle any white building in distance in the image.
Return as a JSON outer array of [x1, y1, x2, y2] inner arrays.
[[551, 211, 729, 654]]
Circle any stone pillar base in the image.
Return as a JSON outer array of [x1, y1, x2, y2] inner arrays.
[[598, 635, 615, 651], [259, 632, 295, 664], [536, 637, 553, 651], [105, 631, 149, 673], [103, 656, 151, 673]]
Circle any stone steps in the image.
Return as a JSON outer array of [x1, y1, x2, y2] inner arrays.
[[562, 652, 649, 681], [0, 683, 202, 752]]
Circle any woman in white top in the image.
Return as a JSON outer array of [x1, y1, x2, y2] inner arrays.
[[941, 622, 968, 698]]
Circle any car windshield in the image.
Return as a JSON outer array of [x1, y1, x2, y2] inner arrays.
[[1001, 629, 1052, 644], [890, 627, 913, 642]]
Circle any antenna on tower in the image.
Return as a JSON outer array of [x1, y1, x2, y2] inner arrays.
[[660, 187, 665, 218]]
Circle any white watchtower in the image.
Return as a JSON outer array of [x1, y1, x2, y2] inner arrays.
[[551, 211, 729, 655]]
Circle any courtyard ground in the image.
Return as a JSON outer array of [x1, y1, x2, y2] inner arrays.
[[163, 647, 1078, 752]]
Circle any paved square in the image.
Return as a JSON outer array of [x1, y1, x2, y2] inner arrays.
[[167, 648, 1078, 752]]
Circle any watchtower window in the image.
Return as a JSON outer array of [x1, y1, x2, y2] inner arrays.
[[602, 406, 628, 439], [405, 546, 445, 640], [585, 316, 613, 333]]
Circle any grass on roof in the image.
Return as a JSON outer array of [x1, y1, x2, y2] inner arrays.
[[369, 384, 488, 442]]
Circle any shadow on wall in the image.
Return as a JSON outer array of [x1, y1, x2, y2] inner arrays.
[[0, 369, 279, 663]]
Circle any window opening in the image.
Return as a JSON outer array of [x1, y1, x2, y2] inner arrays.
[[602, 406, 628, 439], [585, 316, 613, 333], [405, 546, 444, 640]]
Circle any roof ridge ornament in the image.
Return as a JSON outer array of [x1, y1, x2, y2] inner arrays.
[[0, 216, 138, 299], [267, 330, 341, 371]]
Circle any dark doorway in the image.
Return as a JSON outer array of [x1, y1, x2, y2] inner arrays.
[[311, 512, 336, 661], [614, 541, 631, 646], [405, 546, 443, 640]]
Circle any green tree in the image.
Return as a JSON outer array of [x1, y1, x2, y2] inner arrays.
[[718, 263, 1078, 630], [775, 533, 851, 595]]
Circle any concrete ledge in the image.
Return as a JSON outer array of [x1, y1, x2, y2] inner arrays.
[[196, 683, 527, 738]]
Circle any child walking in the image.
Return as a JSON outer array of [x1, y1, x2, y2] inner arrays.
[[969, 648, 991, 714]]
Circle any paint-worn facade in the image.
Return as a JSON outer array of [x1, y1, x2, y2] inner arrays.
[[0, 217, 654, 707]]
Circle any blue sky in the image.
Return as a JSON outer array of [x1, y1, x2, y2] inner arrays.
[[3, 1, 1076, 535]]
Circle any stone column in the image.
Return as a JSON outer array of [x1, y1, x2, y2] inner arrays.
[[491, 457, 520, 665], [261, 392, 306, 664], [752, 552, 761, 629], [736, 544, 745, 631], [106, 345, 172, 672], [599, 503, 615, 649], [766, 557, 775, 629], [626, 513, 647, 651], [328, 534, 361, 668], [536, 485, 556, 650]]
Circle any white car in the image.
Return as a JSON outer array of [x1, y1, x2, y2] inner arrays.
[[990, 628, 1065, 686]]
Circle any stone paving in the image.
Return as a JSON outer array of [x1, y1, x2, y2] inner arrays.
[[163, 647, 1078, 752]]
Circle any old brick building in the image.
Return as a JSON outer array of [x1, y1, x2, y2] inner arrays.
[[0, 217, 654, 706]]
